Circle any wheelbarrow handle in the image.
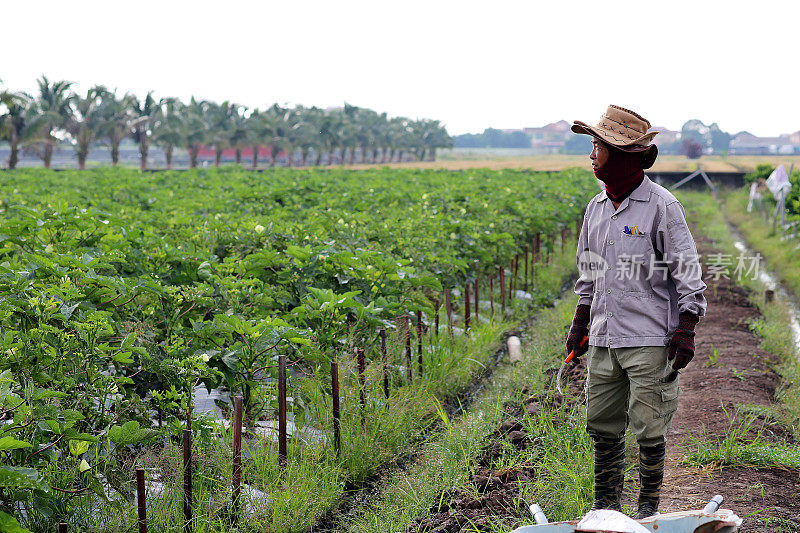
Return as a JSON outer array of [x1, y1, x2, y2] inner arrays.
[[563, 335, 589, 364]]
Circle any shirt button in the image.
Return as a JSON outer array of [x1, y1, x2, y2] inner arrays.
[[607, 265, 612, 270], [607, 312, 613, 317], [611, 215, 617, 220], [608, 240, 614, 245], [607, 289, 612, 293]]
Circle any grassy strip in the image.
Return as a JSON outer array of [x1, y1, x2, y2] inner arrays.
[[70, 244, 579, 532], [678, 190, 800, 452], [721, 188, 800, 296], [344, 268, 594, 531]]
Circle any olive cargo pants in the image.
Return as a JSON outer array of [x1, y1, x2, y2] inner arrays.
[[585, 345, 679, 447]]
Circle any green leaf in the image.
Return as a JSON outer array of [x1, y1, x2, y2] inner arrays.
[[69, 439, 91, 457], [0, 466, 44, 490], [0, 436, 31, 452], [0, 510, 32, 533], [285, 245, 311, 261]]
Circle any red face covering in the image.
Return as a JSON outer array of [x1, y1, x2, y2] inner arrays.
[[594, 146, 644, 202]]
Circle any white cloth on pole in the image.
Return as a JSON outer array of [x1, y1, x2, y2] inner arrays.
[[766, 165, 791, 199], [747, 182, 761, 212]]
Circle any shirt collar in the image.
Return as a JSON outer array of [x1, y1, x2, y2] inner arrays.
[[598, 174, 652, 203]]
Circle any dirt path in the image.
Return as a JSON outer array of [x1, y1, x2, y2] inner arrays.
[[405, 225, 800, 532], [638, 230, 800, 531]]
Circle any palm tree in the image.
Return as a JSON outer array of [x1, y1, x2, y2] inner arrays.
[[1, 90, 46, 169], [181, 98, 209, 168], [227, 104, 250, 165], [65, 86, 107, 169], [97, 90, 134, 166], [152, 97, 184, 169], [205, 101, 235, 167], [32, 75, 73, 168], [245, 109, 273, 168], [130, 92, 161, 170]]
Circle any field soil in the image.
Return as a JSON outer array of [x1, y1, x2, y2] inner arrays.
[[651, 230, 800, 531], [349, 154, 800, 173], [406, 224, 800, 532]]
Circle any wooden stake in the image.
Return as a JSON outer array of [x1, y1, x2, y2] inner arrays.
[[489, 275, 494, 314], [136, 468, 147, 533], [416, 310, 423, 377], [765, 289, 775, 303], [231, 395, 243, 522], [331, 361, 341, 456], [445, 289, 453, 336], [183, 428, 192, 533], [474, 278, 479, 318], [405, 315, 413, 382], [499, 266, 506, 313], [379, 328, 389, 399], [59, 524, 68, 533], [278, 355, 287, 467], [524, 245, 529, 290], [433, 298, 440, 338], [357, 347, 367, 415], [464, 283, 471, 334]]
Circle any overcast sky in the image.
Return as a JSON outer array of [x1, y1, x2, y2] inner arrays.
[[3, 0, 798, 136]]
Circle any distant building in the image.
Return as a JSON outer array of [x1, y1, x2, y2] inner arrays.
[[523, 120, 571, 153], [649, 126, 679, 147], [729, 131, 799, 155]]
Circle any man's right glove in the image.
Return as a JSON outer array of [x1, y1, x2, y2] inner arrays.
[[668, 312, 699, 370], [566, 303, 591, 365]]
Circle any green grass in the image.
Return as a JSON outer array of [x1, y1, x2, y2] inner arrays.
[[678, 190, 800, 447], [344, 253, 594, 532]]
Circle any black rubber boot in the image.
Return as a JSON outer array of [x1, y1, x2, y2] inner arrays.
[[636, 442, 665, 519], [591, 437, 625, 512]]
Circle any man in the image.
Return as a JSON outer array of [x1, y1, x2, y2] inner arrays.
[[567, 105, 707, 518]]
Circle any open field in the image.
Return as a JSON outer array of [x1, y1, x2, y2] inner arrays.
[[352, 152, 800, 173]]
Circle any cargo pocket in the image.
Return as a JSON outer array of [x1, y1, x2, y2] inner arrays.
[[658, 384, 680, 418]]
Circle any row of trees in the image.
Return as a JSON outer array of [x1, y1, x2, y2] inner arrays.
[[0, 76, 453, 170]]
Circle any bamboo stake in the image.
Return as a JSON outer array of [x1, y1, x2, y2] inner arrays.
[[357, 347, 367, 416], [489, 275, 494, 315], [416, 310, 423, 377], [464, 283, 471, 334], [433, 298, 440, 338], [278, 355, 287, 467], [524, 245, 529, 291], [136, 468, 147, 533], [499, 266, 505, 313], [445, 289, 453, 336], [183, 428, 192, 533], [331, 361, 341, 456], [405, 315, 413, 382], [231, 395, 243, 523], [474, 278, 479, 318], [379, 328, 389, 399]]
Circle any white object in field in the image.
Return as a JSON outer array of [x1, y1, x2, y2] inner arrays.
[[766, 164, 791, 198], [508, 336, 522, 363], [747, 182, 761, 213], [576, 510, 650, 533]]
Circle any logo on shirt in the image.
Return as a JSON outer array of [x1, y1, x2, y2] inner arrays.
[[623, 225, 645, 235], [577, 250, 609, 282]]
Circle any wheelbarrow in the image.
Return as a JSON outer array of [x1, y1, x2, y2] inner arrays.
[[512, 495, 742, 533]]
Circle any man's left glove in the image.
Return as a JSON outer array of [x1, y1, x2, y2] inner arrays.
[[668, 312, 699, 370]]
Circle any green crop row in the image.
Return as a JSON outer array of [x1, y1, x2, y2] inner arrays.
[[0, 166, 596, 531]]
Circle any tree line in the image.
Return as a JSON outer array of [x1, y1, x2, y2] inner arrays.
[[0, 76, 453, 170]]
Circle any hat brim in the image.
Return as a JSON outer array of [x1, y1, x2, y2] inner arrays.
[[572, 121, 657, 153]]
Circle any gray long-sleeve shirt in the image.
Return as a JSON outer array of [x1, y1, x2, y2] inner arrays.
[[574, 175, 707, 348]]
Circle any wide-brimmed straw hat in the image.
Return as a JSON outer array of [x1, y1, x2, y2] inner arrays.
[[572, 105, 658, 153]]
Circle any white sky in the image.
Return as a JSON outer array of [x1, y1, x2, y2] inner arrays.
[[3, 0, 799, 136]]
